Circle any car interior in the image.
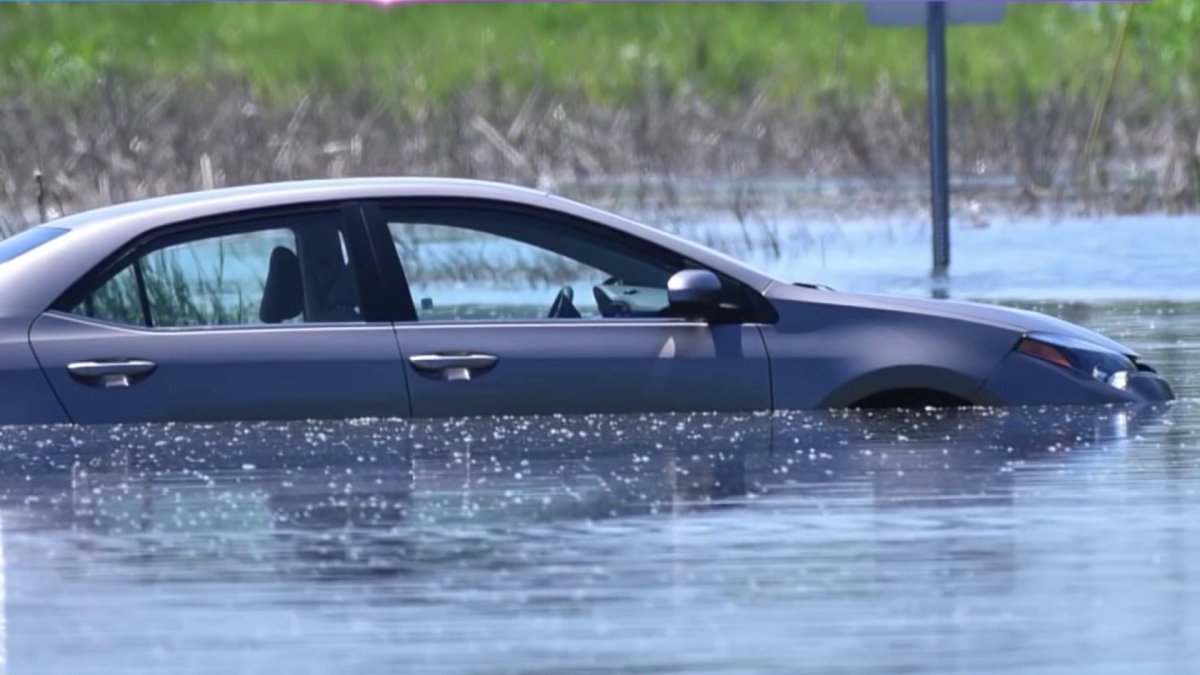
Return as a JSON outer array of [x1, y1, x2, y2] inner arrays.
[[259, 223, 360, 324]]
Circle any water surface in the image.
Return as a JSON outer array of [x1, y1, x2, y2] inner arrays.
[[0, 398, 1196, 674]]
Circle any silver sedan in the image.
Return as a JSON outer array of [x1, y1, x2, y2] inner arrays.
[[0, 178, 1173, 424]]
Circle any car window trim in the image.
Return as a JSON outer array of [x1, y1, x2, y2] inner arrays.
[[50, 201, 391, 326], [359, 201, 419, 322], [42, 308, 396, 334], [132, 257, 153, 327], [360, 197, 774, 324], [393, 318, 715, 329]]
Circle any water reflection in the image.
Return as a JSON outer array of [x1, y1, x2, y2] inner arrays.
[[0, 405, 1161, 533], [0, 402, 1195, 672]]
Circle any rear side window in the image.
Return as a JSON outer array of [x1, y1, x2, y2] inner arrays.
[[139, 228, 299, 327], [64, 212, 362, 328], [0, 227, 68, 263], [85, 266, 143, 326]]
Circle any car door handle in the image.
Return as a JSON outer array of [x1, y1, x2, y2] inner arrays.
[[408, 353, 498, 382], [67, 359, 157, 388]]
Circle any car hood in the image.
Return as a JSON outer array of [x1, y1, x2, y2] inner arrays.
[[772, 284, 1138, 358], [858, 293, 1138, 357]]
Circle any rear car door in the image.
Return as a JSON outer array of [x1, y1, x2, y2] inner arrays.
[[367, 200, 772, 418], [29, 205, 412, 424]]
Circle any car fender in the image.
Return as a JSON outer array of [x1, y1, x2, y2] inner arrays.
[[758, 288, 1021, 410]]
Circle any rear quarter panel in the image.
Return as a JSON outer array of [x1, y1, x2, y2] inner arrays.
[[0, 317, 70, 424]]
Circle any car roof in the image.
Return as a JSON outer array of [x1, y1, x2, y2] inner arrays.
[[49, 177, 554, 232]]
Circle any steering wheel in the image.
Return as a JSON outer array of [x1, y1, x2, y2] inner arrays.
[[547, 285, 581, 319]]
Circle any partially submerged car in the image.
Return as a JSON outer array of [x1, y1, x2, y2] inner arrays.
[[0, 178, 1173, 424]]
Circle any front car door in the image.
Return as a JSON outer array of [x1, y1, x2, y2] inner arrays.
[[30, 205, 411, 423], [366, 200, 773, 418]]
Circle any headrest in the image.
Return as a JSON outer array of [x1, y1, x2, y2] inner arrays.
[[259, 246, 304, 323]]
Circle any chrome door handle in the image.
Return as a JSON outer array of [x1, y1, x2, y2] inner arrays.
[[409, 353, 498, 382], [67, 359, 157, 388]]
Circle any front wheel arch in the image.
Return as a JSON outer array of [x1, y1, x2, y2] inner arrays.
[[817, 365, 990, 409]]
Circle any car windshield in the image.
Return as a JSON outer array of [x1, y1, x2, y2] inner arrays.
[[0, 227, 68, 264]]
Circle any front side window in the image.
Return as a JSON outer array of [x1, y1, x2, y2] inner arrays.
[[67, 211, 361, 328], [385, 207, 690, 322]]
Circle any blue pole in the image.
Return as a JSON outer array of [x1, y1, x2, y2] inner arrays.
[[927, 1, 950, 276]]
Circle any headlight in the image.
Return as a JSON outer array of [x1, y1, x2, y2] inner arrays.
[[1016, 332, 1136, 390]]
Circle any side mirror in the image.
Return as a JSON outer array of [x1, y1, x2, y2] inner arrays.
[[667, 269, 722, 318]]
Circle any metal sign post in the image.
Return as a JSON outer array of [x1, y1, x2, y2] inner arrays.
[[866, 2, 1004, 278], [926, 1, 950, 276]]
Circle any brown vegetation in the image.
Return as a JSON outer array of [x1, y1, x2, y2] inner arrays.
[[1, 74, 1197, 231]]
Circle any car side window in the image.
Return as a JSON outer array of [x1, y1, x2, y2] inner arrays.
[[385, 207, 685, 322], [68, 211, 362, 328], [84, 265, 143, 326]]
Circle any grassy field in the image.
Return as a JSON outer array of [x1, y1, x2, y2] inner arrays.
[[0, 1, 1195, 110]]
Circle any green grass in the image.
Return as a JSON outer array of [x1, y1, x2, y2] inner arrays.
[[0, 1, 1195, 111]]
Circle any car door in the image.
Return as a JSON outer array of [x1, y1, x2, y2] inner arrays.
[[29, 205, 412, 424], [366, 200, 772, 418]]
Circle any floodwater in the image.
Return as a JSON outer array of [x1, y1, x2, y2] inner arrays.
[[0, 211, 1198, 673]]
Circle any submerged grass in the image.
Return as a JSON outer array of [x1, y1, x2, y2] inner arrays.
[[2, 70, 1196, 231]]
